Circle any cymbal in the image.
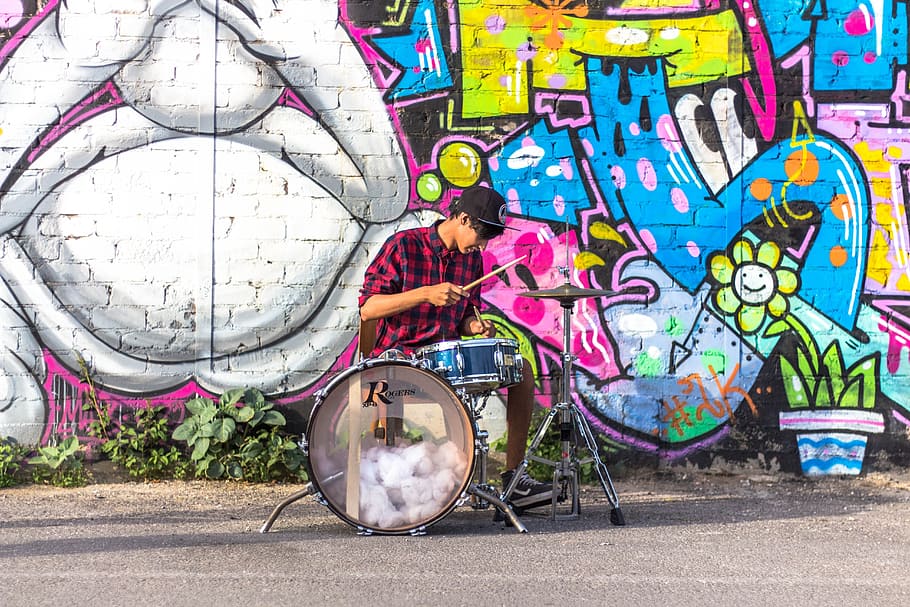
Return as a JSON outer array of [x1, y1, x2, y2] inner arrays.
[[518, 284, 618, 302]]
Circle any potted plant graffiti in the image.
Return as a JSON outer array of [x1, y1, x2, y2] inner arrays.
[[709, 235, 883, 476]]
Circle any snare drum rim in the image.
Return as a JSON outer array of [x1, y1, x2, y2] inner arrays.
[[305, 358, 477, 535], [416, 337, 520, 355]]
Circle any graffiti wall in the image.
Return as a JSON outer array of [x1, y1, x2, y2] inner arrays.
[[2, 0, 910, 476]]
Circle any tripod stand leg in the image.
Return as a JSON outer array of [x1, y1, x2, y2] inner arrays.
[[259, 483, 317, 533], [571, 405, 626, 526]]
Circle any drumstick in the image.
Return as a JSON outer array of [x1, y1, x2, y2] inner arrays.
[[474, 304, 492, 337], [462, 255, 527, 292]]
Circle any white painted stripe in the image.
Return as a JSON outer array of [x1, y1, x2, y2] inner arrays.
[[779, 410, 885, 433], [424, 9, 442, 78]]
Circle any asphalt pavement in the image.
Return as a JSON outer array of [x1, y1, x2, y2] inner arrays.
[[1, 470, 909, 606]]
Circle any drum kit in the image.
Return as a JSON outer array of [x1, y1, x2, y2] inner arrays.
[[260, 271, 625, 535]]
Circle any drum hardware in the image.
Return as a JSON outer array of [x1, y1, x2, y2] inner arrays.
[[503, 267, 625, 525], [470, 427, 491, 509], [459, 390, 495, 511], [520, 283, 621, 303], [260, 356, 528, 535], [260, 483, 317, 533]]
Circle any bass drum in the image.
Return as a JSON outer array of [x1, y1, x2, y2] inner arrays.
[[305, 358, 476, 534]]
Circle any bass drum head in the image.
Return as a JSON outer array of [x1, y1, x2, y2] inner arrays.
[[306, 360, 475, 534]]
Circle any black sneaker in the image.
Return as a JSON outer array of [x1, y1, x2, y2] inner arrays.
[[501, 469, 553, 510]]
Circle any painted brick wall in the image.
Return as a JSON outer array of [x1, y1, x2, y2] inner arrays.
[[1, 0, 909, 477]]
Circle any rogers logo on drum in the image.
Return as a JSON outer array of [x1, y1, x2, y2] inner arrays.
[[362, 381, 415, 407]]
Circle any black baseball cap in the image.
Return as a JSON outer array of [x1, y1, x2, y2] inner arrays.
[[453, 185, 516, 231]]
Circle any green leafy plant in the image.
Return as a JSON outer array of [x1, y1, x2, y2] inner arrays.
[[765, 314, 880, 409], [80, 357, 188, 481], [28, 436, 88, 487], [492, 408, 595, 484], [0, 436, 27, 487], [172, 387, 307, 482]]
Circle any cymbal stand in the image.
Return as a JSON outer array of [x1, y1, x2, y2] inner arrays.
[[501, 272, 625, 525]]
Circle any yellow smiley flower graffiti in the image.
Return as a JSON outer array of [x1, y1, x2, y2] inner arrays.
[[709, 239, 800, 335]]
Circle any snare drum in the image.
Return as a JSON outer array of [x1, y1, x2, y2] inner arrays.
[[305, 358, 475, 535], [417, 338, 523, 393]]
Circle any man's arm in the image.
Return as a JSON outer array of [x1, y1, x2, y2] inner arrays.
[[360, 284, 469, 321]]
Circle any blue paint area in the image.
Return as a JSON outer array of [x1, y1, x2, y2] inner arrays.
[[798, 435, 868, 450], [575, 289, 765, 444], [753, 0, 815, 58], [369, 0, 453, 99], [577, 58, 725, 292], [811, 0, 908, 92], [488, 118, 589, 225], [799, 457, 864, 474], [717, 136, 870, 331], [797, 434, 868, 475]]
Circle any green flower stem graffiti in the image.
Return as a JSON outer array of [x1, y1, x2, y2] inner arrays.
[[764, 314, 879, 410]]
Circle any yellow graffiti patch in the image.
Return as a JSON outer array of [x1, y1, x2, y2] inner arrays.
[[589, 221, 627, 246], [854, 141, 892, 174], [870, 176, 893, 200], [459, 0, 749, 117], [574, 251, 606, 270], [898, 273, 910, 292], [875, 199, 897, 229], [866, 228, 893, 288], [438, 142, 482, 187]]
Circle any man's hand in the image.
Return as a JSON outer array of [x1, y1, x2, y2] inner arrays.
[[465, 316, 496, 338], [423, 283, 467, 307]]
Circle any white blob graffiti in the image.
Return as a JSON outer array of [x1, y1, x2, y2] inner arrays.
[[617, 313, 659, 338], [507, 145, 545, 170]]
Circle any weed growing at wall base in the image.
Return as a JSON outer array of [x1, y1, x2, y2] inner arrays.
[[80, 357, 188, 481], [87, 405, 189, 481], [0, 437, 27, 487], [28, 436, 87, 487]]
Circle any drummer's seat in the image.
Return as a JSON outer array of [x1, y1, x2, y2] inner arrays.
[[358, 318, 377, 360], [358, 318, 404, 444]]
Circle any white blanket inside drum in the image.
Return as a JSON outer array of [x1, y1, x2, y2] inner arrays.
[[358, 441, 469, 529]]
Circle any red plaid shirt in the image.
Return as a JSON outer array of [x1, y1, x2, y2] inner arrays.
[[359, 222, 483, 357]]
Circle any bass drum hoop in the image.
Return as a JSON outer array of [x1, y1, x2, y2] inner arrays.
[[305, 358, 476, 535]]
